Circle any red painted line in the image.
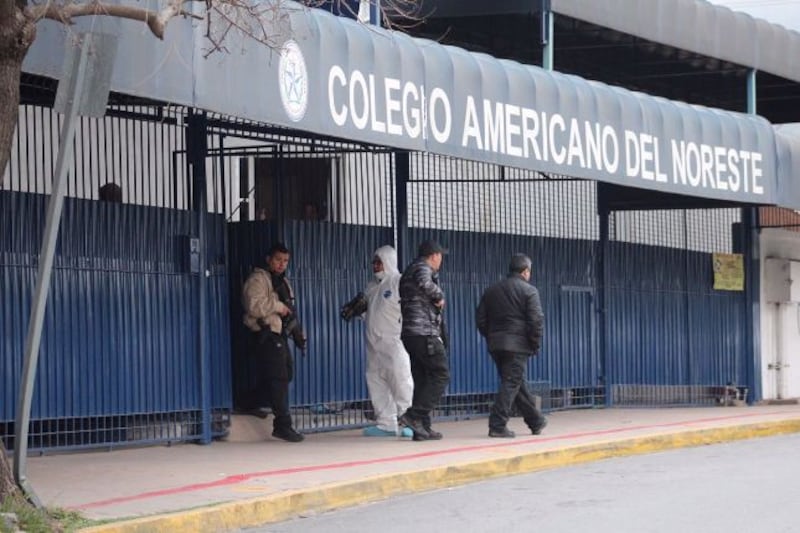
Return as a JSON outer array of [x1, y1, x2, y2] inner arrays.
[[75, 410, 789, 510]]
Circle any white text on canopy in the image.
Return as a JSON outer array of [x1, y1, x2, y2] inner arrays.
[[326, 67, 766, 197]]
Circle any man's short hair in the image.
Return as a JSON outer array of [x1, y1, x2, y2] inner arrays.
[[509, 254, 532, 273], [268, 242, 290, 257], [417, 239, 448, 257]]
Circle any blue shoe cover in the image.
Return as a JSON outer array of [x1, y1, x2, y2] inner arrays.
[[363, 426, 396, 437], [399, 427, 414, 438]]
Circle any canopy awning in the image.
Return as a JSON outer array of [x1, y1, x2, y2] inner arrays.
[[775, 124, 800, 210], [552, 0, 800, 84], [22, 0, 784, 205]]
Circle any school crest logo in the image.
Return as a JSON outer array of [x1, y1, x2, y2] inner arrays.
[[279, 40, 308, 122]]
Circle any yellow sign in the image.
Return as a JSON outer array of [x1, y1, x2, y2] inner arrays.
[[713, 253, 744, 291]]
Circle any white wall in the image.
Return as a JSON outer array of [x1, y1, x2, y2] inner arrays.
[[760, 228, 800, 400]]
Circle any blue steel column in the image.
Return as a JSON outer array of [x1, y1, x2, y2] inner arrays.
[[275, 145, 286, 243], [597, 198, 610, 405], [684, 211, 693, 388], [394, 151, 409, 268], [187, 110, 213, 442], [541, 0, 553, 71], [371, 0, 380, 26], [744, 69, 761, 402]]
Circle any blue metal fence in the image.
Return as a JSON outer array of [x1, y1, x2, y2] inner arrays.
[[606, 240, 748, 405], [1, 96, 753, 449], [0, 191, 231, 451], [404, 228, 599, 411]]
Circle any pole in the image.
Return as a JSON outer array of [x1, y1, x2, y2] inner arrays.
[[541, 0, 554, 71], [187, 110, 213, 443], [394, 151, 409, 267], [744, 68, 762, 403], [13, 36, 92, 506]]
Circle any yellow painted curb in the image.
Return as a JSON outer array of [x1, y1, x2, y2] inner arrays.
[[81, 418, 800, 532]]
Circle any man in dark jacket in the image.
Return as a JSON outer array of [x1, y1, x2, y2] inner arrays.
[[476, 253, 547, 438], [398, 240, 449, 441]]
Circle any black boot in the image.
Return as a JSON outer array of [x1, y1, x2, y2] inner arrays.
[[272, 426, 304, 442]]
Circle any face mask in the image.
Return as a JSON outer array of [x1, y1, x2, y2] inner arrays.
[[374, 271, 386, 281]]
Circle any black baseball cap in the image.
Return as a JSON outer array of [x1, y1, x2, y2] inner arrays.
[[418, 239, 448, 257]]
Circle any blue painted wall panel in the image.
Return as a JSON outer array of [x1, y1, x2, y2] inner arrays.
[[405, 229, 598, 395], [606, 241, 747, 389], [1, 192, 231, 430]]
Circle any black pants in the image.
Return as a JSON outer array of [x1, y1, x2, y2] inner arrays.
[[489, 351, 544, 432], [241, 330, 294, 430], [402, 335, 449, 425]]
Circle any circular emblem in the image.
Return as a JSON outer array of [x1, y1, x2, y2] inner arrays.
[[278, 40, 308, 122]]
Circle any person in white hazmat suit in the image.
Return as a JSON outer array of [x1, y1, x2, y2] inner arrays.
[[341, 245, 414, 437]]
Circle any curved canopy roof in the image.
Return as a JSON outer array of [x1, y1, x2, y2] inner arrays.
[[22, 0, 790, 206], [553, 0, 800, 84]]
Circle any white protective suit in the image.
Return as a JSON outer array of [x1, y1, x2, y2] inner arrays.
[[364, 245, 414, 434]]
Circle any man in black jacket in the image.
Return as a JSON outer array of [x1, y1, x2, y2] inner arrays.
[[476, 254, 547, 438], [398, 240, 449, 441]]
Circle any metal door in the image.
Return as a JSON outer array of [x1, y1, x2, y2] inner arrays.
[[552, 286, 600, 408]]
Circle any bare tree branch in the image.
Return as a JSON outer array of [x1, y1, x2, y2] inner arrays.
[[26, 0, 202, 40], [203, 0, 294, 57]]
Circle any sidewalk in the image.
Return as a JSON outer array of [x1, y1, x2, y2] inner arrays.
[[25, 404, 800, 532]]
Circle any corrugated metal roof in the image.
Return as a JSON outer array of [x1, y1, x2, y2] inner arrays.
[[775, 124, 800, 210], [552, 0, 800, 83]]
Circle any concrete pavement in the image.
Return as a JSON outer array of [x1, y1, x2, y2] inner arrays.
[[24, 404, 800, 532]]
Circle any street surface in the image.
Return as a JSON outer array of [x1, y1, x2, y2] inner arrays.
[[251, 433, 799, 533]]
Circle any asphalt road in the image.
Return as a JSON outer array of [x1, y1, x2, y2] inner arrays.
[[251, 433, 800, 533]]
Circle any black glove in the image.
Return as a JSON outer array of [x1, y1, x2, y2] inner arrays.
[[439, 315, 449, 351], [340, 292, 368, 321], [291, 326, 307, 351]]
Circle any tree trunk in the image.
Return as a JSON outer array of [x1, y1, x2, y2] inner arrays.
[[0, 1, 34, 500], [0, 443, 21, 502], [0, 1, 35, 184]]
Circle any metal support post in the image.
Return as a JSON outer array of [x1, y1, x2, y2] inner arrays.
[[744, 68, 761, 402], [394, 151, 410, 268], [541, 0, 554, 71], [187, 110, 213, 443], [13, 43, 88, 507], [747, 69, 757, 115], [597, 201, 610, 405]]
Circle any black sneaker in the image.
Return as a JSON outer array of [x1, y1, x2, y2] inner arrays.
[[488, 428, 516, 438], [530, 418, 548, 435], [272, 427, 305, 442], [399, 413, 430, 440], [424, 427, 443, 440]]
